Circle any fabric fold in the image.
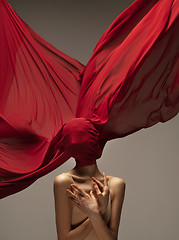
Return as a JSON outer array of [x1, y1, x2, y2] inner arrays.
[[0, 0, 178, 199]]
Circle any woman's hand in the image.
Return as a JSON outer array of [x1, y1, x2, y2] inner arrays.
[[67, 184, 100, 218], [92, 172, 110, 215]]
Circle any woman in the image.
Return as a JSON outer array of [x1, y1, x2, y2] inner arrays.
[[0, 0, 178, 201], [54, 160, 125, 240], [0, 0, 178, 239]]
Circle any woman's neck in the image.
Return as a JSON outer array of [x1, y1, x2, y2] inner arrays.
[[70, 162, 102, 178]]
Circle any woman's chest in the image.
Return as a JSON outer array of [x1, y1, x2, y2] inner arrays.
[[65, 173, 113, 229], [71, 189, 112, 228]]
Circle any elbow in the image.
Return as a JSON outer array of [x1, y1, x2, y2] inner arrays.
[[110, 231, 118, 240], [57, 233, 69, 240], [62, 231, 73, 240], [113, 236, 118, 240], [58, 237, 68, 240]]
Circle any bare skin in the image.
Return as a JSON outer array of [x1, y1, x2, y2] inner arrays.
[[53, 162, 126, 240]]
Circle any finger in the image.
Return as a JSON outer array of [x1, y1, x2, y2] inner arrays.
[[71, 198, 81, 208], [102, 173, 109, 194], [93, 182, 102, 196], [71, 185, 82, 196], [71, 184, 88, 197], [90, 190, 96, 199], [92, 177, 104, 191], [66, 188, 77, 199], [91, 185, 98, 198], [67, 189, 84, 207], [89, 190, 94, 198], [103, 172, 108, 187]]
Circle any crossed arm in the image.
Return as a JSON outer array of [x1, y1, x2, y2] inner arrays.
[[53, 173, 125, 240]]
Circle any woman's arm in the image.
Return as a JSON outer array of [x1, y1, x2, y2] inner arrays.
[[68, 177, 126, 240], [54, 174, 93, 240], [89, 178, 126, 240], [54, 174, 125, 240], [67, 217, 92, 239], [89, 213, 116, 240]]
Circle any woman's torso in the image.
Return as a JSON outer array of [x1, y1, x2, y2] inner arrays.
[[64, 172, 113, 240]]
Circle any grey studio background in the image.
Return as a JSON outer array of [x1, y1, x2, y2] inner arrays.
[[0, 0, 179, 240]]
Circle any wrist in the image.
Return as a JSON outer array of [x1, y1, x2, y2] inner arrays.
[[88, 211, 101, 222], [99, 206, 107, 215]]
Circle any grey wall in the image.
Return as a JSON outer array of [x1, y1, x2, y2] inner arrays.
[[1, 1, 179, 240]]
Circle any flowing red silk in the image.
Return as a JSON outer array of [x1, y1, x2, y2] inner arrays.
[[0, 0, 178, 199]]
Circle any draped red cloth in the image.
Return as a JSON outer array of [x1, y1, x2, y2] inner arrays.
[[0, 0, 178, 199]]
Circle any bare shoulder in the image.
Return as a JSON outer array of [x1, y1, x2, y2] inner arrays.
[[108, 175, 126, 186], [53, 173, 72, 240], [53, 172, 72, 192], [107, 175, 126, 201]]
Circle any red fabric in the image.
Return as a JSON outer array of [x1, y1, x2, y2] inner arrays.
[[0, 0, 178, 199], [56, 118, 102, 167]]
